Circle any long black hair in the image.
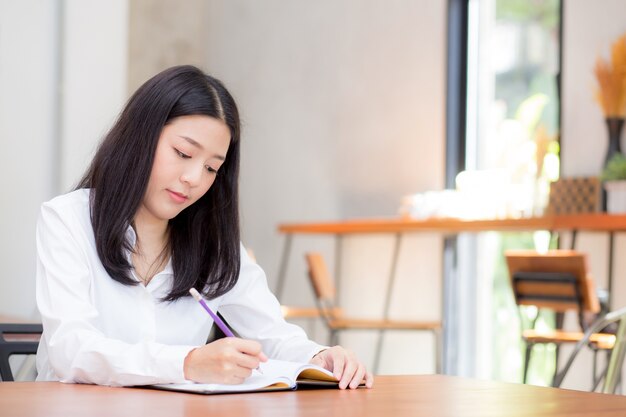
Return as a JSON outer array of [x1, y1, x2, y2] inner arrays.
[[77, 65, 241, 302]]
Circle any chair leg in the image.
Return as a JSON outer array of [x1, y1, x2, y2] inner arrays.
[[591, 348, 599, 391], [591, 348, 620, 392], [0, 353, 14, 382], [603, 319, 626, 394], [329, 329, 339, 346], [614, 350, 623, 395], [551, 343, 560, 387], [523, 343, 533, 384], [372, 330, 384, 375], [433, 328, 441, 374]]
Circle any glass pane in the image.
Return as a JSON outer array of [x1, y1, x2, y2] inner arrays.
[[466, 0, 561, 384]]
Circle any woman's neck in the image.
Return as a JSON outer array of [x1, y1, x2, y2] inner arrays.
[[132, 210, 170, 285], [133, 207, 169, 251]]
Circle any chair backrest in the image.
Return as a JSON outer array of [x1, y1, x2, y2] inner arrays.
[[305, 252, 338, 314], [0, 323, 42, 381], [505, 250, 600, 314]]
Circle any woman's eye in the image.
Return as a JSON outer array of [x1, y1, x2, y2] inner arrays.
[[206, 165, 217, 174], [174, 149, 190, 159]]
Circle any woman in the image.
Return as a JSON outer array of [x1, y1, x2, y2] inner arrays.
[[36, 65, 373, 389]]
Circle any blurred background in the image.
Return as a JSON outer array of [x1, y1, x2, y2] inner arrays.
[[1, 0, 625, 390]]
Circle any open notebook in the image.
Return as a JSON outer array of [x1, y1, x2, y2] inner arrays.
[[148, 359, 355, 394]]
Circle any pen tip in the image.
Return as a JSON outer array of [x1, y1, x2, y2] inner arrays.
[[189, 288, 202, 301]]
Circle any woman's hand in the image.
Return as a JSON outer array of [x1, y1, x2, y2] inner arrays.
[[309, 345, 374, 389], [183, 338, 268, 384]]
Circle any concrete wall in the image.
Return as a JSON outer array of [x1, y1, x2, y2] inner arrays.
[[203, 0, 446, 373], [128, 0, 209, 92], [559, 0, 626, 390], [0, 0, 446, 374]]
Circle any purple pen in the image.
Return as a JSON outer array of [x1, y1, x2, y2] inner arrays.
[[189, 288, 235, 337], [189, 288, 264, 374]]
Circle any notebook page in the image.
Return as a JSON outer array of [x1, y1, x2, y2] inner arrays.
[[149, 360, 336, 393], [260, 359, 337, 383], [150, 372, 292, 394]]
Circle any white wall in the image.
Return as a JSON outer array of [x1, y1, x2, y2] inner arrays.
[[0, 0, 59, 319], [0, 0, 444, 375], [561, 0, 626, 178], [205, 0, 446, 373], [0, 0, 128, 318], [60, 0, 129, 191], [560, 0, 626, 390]]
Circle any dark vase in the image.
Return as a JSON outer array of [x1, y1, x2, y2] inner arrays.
[[603, 117, 625, 168], [602, 117, 625, 211]]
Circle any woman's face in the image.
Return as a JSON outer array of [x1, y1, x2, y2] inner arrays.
[[137, 115, 231, 225]]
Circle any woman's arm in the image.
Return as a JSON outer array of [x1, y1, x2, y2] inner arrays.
[[36, 203, 195, 386], [217, 246, 326, 363], [218, 246, 373, 389]]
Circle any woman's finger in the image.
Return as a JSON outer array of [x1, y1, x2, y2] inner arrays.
[[349, 362, 366, 389]]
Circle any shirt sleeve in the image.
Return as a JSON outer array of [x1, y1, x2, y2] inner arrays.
[[35, 203, 195, 386], [217, 245, 327, 363]]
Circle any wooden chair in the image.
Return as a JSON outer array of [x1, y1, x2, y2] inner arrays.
[[505, 250, 615, 386], [0, 323, 42, 381], [280, 306, 333, 320], [245, 248, 325, 323], [305, 252, 441, 374]]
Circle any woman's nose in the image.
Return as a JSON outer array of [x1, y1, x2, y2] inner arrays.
[[180, 163, 204, 186]]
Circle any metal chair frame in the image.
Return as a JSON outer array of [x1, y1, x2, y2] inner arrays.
[[0, 323, 42, 381], [554, 306, 626, 394]]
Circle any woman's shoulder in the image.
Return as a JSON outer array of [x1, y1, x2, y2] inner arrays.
[[44, 188, 90, 208], [40, 188, 91, 225]]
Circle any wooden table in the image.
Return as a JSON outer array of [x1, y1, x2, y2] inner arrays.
[[276, 213, 626, 305], [276, 214, 626, 374], [278, 214, 626, 234], [1, 375, 626, 417]]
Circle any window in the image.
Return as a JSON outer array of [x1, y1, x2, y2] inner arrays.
[[447, 0, 562, 384]]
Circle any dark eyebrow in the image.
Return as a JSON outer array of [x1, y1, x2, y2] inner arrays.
[[179, 135, 225, 161], [179, 135, 203, 149]]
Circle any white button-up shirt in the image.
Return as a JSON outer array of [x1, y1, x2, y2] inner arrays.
[[35, 189, 323, 386]]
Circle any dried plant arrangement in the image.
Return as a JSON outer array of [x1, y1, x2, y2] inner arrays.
[[594, 34, 626, 118]]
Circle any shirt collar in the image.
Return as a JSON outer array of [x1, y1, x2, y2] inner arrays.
[[124, 225, 174, 278], [161, 257, 173, 275], [125, 224, 137, 247]]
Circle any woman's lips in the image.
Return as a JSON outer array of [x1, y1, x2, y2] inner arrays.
[[167, 189, 188, 204]]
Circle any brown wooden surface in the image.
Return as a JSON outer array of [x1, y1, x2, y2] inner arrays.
[[280, 305, 321, 319], [0, 319, 42, 342], [0, 315, 32, 323], [2, 333, 41, 343], [523, 329, 616, 350], [306, 252, 337, 301], [328, 317, 441, 330], [2, 375, 626, 417], [278, 213, 626, 235]]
